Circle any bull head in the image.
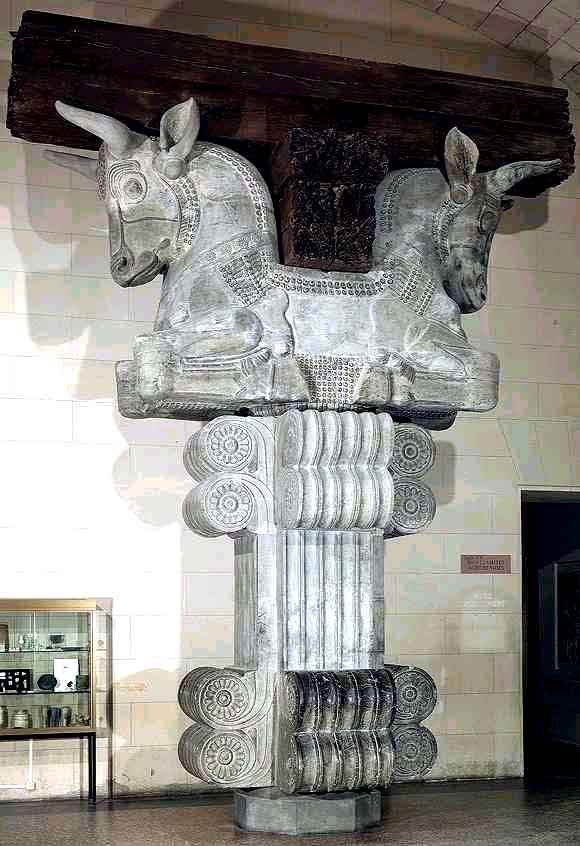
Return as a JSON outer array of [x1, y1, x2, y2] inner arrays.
[[45, 99, 200, 287], [442, 127, 560, 313]]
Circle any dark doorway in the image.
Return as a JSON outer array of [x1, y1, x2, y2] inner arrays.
[[522, 491, 580, 782]]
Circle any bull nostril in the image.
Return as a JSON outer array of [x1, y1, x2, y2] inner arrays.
[[118, 257, 128, 269]]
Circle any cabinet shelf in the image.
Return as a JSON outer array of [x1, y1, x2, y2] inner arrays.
[[0, 648, 89, 655], [0, 690, 90, 696], [0, 598, 111, 804], [0, 726, 95, 736]]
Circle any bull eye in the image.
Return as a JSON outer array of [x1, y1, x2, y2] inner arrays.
[[124, 177, 146, 202]]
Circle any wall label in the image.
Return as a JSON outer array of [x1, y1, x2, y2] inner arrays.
[[461, 554, 511, 574]]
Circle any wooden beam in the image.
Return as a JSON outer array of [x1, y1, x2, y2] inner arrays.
[[7, 11, 575, 199]]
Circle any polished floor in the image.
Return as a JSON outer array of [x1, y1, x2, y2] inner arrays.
[[1, 779, 579, 846]]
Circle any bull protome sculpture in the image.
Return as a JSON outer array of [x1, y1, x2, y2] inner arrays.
[[40, 92, 564, 834], [46, 98, 560, 427]]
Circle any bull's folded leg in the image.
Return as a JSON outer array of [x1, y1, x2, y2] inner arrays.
[[167, 307, 264, 358]]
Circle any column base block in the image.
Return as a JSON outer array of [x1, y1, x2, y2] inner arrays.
[[233, 787, 382, 835]]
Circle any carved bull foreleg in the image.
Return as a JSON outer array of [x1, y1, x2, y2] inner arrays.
[[251, 289, 294, 358], [133, 299, 305, 407], [133, 306, 264, 405]]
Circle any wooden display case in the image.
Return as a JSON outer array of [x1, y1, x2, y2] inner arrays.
[[0, 599, 112, 803]]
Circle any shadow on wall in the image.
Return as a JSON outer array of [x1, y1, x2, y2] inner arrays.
[[112, 667, 192, 797], [113, 446, 192, 528], [428, 440, 457, 507]]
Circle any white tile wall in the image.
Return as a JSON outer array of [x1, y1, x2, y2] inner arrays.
[[0, 229, 71, 273], [0, 0, 578, 801]]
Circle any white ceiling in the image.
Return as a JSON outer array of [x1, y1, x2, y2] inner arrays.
[[412, 0, 580, 91]]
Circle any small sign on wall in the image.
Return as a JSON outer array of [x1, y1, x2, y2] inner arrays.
[[461, 555, 511, 574]]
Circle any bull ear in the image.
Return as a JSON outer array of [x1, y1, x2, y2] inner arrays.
[[444, 127, 479, 205], [43, 150, 98, 182], [487, 159, 561, 195], [157, 98, 200, 178]]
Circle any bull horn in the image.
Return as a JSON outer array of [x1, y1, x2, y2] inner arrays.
[[488, 159, 561, 195], [43, 150, 98, 182], [55, 101, 145, 157]]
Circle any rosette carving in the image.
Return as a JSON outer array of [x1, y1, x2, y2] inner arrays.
[[388, 665, 437, 724], [179, 668, 254, 727], [391, 724, 438, 781], [389, 479, 436, 535], [390, 424, 435, 478], [179, 667, 273, 729], [201, 674, 251, 724], [178, 725, 256, 785], [201, 732, 255, 783], [183, 416, 274, 537], [184, 418, 259, 480], [182, 473, 272, 536], [178, 668, 275, 788]]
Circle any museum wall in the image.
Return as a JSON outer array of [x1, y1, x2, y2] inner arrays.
[[0, 0, 578, 800]]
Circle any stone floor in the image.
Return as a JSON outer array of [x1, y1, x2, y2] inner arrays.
[[1, 779, 580, 846]]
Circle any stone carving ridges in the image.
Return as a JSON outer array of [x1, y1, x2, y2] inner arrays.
[[276, 665, 437, 793], [283, 730, 395, 793], [182, 411, 437, 538], [276, 669, 395, 794], [276, 409, 394, 530], [278, 530, 386, 671], [178, 667, 274, 787], [280, 670, 395, 732], [275, 410, 436, 536]]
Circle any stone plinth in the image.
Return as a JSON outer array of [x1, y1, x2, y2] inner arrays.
[[233, 788, 382, 835]]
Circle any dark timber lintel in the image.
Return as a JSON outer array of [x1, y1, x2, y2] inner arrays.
[[6, 11, 576, 270]]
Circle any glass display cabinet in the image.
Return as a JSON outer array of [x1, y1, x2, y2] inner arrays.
[[0, 599, 112, 802]]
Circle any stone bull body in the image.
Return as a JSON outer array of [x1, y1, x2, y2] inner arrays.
[[46, 98, 559, 426]]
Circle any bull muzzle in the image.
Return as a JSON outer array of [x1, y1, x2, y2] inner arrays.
[[110, 240, 170, 287]]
